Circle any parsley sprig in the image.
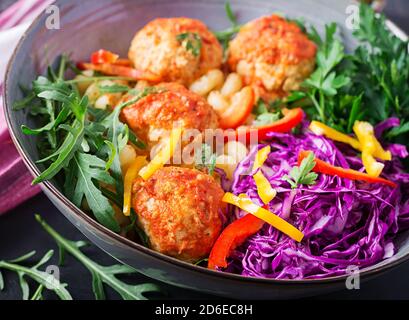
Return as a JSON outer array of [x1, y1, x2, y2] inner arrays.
[[195, 143, 217, 176], [287, 3, 409, 146], [282, 152, 318, 188]]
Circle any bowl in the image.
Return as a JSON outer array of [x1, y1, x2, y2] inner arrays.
[[4, 0, 409, 299]]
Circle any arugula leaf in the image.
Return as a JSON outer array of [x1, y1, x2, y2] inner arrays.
[[176, 32, 202, 57], [64, 152, 119, 232], [32, 117, 84, 184], [12, 91, 36, 110], [213, 1, 242, 58], [36, 215, 162, 300], [0, 250, 72, 300], [129, 130, 147, 150], [98, 84, 130, 94], [99, 87, 162, 196], [225, 1, 238, 27], [282, 152, 318, 188], [21, 104, 71, 135], [30, 285, 45, 300]]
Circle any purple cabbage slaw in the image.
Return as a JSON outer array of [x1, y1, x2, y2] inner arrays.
[[224, 127, 409, 279]]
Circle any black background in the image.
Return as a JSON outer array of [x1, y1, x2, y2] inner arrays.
[[1, 0, 409, 300]]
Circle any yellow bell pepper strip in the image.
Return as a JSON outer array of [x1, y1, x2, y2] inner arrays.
[[253, 171, 277, 204], [123, 156, 147, 216], [252, 146, 277, 204], [309, 121, 361, 150], [353, 121, 391, 177], [310, 120, 392, 166], [139, 126, 183, 180], [223, 193, 304, 242], [253, 146, 270, 171], [361, 152, 384, 177], [353, 121, 391, 160]]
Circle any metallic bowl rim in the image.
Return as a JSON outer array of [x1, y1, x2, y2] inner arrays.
[[3, 0, 409, 287]]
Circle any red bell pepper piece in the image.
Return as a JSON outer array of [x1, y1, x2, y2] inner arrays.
[[91, 49, 119, 64], [77, 62, 161, 83], [298, 151, 397, 188], [224, 107, 304, 142], [208, 214, 264, 270]]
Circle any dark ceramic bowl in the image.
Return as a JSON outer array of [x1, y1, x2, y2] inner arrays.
[[4, 0, 409, 299]]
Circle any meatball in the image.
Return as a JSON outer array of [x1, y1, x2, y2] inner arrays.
[[121, 82, 219, 148], [129, 18, 223, 85], [132, 166, 225, 262], [227, 15, 317, 101]]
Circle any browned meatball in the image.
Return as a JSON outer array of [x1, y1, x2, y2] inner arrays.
[[132, 166, 225, 262], [121, 82, 219, 148], [228, 15, 317, 101], [129, 18, 223, 85]]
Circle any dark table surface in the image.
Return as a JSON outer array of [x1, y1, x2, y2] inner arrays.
[[1, 0, 409, 300]]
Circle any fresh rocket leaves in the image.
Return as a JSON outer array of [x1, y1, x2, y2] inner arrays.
[[98, 83, 131, 94], [0, 250, 72, 300], [176, 32, 202, 57], [213, 1, 242, 57], [16, 55, 151, 233], [282, 152, 318, 188], [65, 153, 119, 231], [0, 215, 162, 300], [224, 0, 237, 27], [36, 215, 162, 300]]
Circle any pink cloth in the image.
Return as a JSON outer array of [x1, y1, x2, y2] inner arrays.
[[0, 0, 54, 214]]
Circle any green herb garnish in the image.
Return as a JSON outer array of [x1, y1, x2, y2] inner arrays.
[[253, 112, 280, 126], [98, 83, 130, 94], [282, 152, 318, 188], [196, 143, 217, 176], [176, 32, 202, 57], [214, 1, 242, 57], [287, 3, 409, 147]]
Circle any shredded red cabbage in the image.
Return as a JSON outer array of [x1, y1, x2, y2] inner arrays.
[[225, 129, 409, 279]]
